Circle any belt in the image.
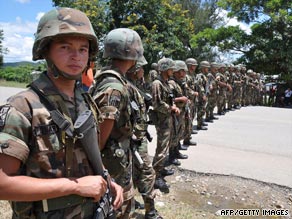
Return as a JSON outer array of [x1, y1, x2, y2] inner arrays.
[[34, 194, 91, 212]]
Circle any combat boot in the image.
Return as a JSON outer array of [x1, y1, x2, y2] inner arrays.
[[143, 196, 163, 219], [175, 151, 188, 159], [178, 143, 188, 150], [160, 168, 174, 176], [154, 177, 170, 193], [183, 139, 197, 146], [135, 199, 144, 209], [168, 148, 181, 166], [197, 126, 208, 130]]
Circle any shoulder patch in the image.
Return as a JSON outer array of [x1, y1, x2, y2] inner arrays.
[[0, 105, 11, 129]]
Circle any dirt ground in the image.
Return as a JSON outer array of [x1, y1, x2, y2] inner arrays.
[[1, 167, 292, 219], [133, 167, 292, 219]]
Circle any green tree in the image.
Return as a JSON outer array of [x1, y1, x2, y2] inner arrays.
[[0, 29, 8, 67], [218, 0, 292, 76]]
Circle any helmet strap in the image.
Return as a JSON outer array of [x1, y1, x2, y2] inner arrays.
[[46, 59, 85, 80]]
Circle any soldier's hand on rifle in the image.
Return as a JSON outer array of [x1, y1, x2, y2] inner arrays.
[[75, 175, 107, 202], [171, 105, 180, 116], [110, 180, 124, 210]]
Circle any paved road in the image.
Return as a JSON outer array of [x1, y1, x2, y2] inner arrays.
[[148, 106, 292, 188], [1, 87, 292, 188], [0, 86, 25, 103]]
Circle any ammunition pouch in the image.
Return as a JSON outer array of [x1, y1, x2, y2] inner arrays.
[[101, 138, 131, 179]]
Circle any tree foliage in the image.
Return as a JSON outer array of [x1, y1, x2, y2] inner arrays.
[[0, 30, 8, 67], [218, 0, 292, 75], [52, 0, 221, 67]]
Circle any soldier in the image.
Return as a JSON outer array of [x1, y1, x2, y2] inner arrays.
[[216, 63, 230, 115], [149, 63, 159, 82], [226, 64, 234, 110], [0, 8, 123, 218], [150, 58, 180, 193], [183, 58, 199, 146], [232, 65, 243, 109], [240, 66, 248, 106], [196, 61, 210, 130], [126, 58, 162, 219], [90, 28, 145, 218], [168, 60, 189, 165], [205, 62, 219, 122]]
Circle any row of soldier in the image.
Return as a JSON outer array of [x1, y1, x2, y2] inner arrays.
[[137, 58, 266, 193]]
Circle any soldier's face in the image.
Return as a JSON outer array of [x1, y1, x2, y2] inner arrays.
[[167, 69, 174, 77], [188, 65, 197, 73], [48, 36, 89, 76]]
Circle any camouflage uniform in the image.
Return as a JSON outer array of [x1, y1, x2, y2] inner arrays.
[[196, 61, 209, 129], [0, 73, 100, 218], [232, 66, 243, 108], [168, 61, 189, 162], [216, 65, 228, 115], [0, 8, 107, 218], [126, 75, 159, 218], [91, 68, 134, 218], [90, 28, 147, 218], [225, 67, 234, 110], [206, 62, 218, 121], [151, 58, 176, 192], [151, 76, 173, 173], [183, 58, 198, 144]]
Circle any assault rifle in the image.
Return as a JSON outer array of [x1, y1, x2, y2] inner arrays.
[[74, 110, 116, 219]]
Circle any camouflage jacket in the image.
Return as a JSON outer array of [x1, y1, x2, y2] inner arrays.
[[195, 72, 208, 98], [0, 72, 99, 218], [90, 67, 134, 194], [168, 78, 186, 109], [151, 76, 172, 116]]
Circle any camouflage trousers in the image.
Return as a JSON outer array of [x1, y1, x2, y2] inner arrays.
[[170, 110, 185, 150], [197, 99, 207, 127], [183, 101, 196, 141], [226, 90, 233, 109], [117, 197, 135, 219], [217, 90, 226, 113], [206, 94, 217, 119], [152, 114, 172, 174], [233, 86, 242, 106], [132, 137, 156, 199]]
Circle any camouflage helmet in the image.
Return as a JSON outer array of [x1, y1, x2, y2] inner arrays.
[[247, 69, 253, 74], [158, 57, 175, 72], [136, 56, 148, 68], [151, 62, 158, 69], [210, 62, 219, 68], [219, 63, 226, 68], [103, 28, 146, 63], [174, 60, 188, 72], [200, 61, 210, 68], [32, 8, 98, 61], [185, 58, 198, 66]]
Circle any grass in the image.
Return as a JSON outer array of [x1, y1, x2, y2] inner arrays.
[[0, 79, 28, 88]]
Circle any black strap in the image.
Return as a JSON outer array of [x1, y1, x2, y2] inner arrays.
[[29, 84, 73, 137]]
